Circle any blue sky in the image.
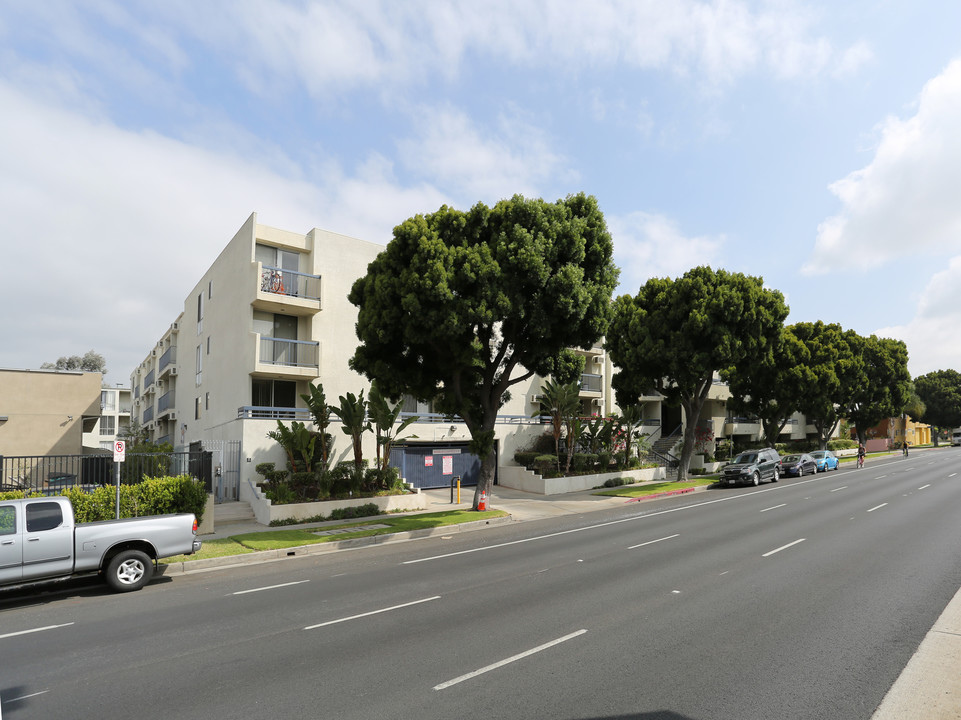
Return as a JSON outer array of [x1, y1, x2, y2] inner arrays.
[[2, 1, 961, 384]]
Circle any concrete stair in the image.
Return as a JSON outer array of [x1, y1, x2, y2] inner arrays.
[[214, 501, 255, 524]]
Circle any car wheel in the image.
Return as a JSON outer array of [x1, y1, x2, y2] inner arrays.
[[105, 549, 154, 593], [752, 471, 760, 486], [772, 467, 779, 483]]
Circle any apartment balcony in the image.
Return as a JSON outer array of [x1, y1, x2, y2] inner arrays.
[[142, 369, 155, 395], [158, 345, 177, 377], [237, 406, 313, 421], [143, 405, 154, 423], [723, 417, 761, 436], [157, 390, 176, 419], [579, 373, 603, 397], [253, 335, 320, 379], [253, 264, 322, 316]]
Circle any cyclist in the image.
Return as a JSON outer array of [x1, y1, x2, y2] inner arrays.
[[857, 443, 866, 469], [902, 441, 909, 457]]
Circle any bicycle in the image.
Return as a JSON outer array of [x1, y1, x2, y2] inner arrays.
[[856, 455, 864, 469]]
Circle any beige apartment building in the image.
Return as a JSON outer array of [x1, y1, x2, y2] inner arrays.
[[0, 368, 102, 460]]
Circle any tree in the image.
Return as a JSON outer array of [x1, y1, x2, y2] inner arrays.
[[535, 378, 582, 470], [41, 350, 107, 375], [914, 369, 961, 445], [725, 325, 807, 446], [301, 382, 336, 472], [333, 390, 370, 477], [789, 322, 858, 450], [607, 267, 788, 481], [349, 193, 619, 510], [368, 381, 419, 472], [839, 335, 912, 444]]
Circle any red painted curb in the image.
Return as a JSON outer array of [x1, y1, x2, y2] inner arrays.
[[624, 487, 696, 503]]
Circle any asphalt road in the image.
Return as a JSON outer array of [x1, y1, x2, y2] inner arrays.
[[2, 451, 960, 720]]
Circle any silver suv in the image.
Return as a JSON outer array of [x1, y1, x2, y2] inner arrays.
[[722, 448, 781, 486]]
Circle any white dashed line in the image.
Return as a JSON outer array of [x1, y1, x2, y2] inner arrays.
[[763, 539, 806, 557], [304, 596, 440, 630], [233, 580, 310, 595], [0, 623, 74, 640], [867, 503, 888, 513], [760, 504, 786, 513], [627, 534, 679, 550]]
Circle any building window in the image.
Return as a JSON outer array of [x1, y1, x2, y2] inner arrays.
[[208, 280, 212, 299], [195, 397, 201, 420], [205, 392, 210, 410], [100, 417, 116, 436], [196, 345, 202, 386], [101, 390, 116, 412], [197, 292, 204, 334], [252, 379, 297, 409]]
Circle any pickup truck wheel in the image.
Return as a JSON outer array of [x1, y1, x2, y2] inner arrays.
[[105, 550, 154, 592], [751, 471, 760, 486]]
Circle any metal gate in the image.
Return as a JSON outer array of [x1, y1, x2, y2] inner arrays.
[[389, 443, 486, 489], [192, 440, 242, 502]]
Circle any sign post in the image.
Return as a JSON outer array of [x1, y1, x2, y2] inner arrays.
[[113, 440, 126, 519]]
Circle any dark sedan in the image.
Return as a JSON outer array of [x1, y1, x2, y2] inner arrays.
[[781, 453, 818, 477]]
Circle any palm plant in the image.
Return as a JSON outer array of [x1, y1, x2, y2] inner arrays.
[[534, 378, 582, 471], [368, 381, 419, 472], [301, 382, 335, 472], [616, 405, 644, 467], [335, 390, 371, 477], [266, 420, 317, 473]]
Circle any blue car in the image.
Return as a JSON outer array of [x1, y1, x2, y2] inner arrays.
[[810, 450, 840, 472]]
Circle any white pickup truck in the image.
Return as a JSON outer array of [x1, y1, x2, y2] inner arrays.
[[0, 496, 202, 593]]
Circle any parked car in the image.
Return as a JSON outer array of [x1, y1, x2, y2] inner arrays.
[[721, 448, 781, 486], [780, 453, 818, 477], [809, 450, 840, 472], [0, 497, 201, 593]]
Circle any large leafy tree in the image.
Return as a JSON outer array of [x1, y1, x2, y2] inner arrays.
[[725, 325, 807, 446], [789, 321, 858, 449], [349, 193, 619, 510], [840, 335, 912, 444], [607, 266, 788, 481], [914, 369, 961, 445], [41, 350, 107, 375]]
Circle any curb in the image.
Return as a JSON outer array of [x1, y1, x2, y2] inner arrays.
[[158, 514, 514, 577]]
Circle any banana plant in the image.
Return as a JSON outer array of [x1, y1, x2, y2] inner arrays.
[[335, 390, 371, 475], [266, 420, 316, 473], [368, 381, 419, 471], [301, 381, 335, 472]]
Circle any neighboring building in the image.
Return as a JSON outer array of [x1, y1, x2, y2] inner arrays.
[[856, 415, 931, 448], [82, 385, 132, 451], [0, 368, 102, 460]]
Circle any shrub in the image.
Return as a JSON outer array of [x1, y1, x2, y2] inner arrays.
[[533, 455, 559, 475], [571, 453, 595, 472], [596, 451, 612, 470], [265, 481, 297, 505], [602, 477, 627, 488], [827, 438, 858, 451], [328, 502, 381, 520], [514, 451, 539, 469]]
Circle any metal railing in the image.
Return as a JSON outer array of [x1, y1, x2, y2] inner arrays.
[[260, 266, 321, 301], [259, 337, 320, 369], [1, 451, 212, 495], [159, 345, 177, 372]]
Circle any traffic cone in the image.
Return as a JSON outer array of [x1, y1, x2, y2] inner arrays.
[[478, 490, 488, 511]]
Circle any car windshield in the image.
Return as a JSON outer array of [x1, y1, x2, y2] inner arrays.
[[782, 455, 801, 462], [811, 452, 825, 458], [734, 453, 757, 464]]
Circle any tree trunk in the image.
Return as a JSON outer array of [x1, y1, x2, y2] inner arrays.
[[472, 446, 497, 510]]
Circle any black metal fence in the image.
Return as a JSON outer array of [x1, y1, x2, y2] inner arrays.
[[1, 451, 213, 495]]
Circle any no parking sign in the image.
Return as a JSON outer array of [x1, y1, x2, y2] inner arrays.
[[113, 440, 126, 463]]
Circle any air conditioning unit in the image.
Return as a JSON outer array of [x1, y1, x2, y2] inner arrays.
[[171, 321, 180, 331], [151, 349, 157, 357], [591, 398, 602, 406], [169, 411, 177, 420], [530, 394, 543, 403], [170, 367, 178, 375], [592, 356, 604, 364]]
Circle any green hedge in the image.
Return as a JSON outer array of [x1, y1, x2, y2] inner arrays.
[[0, 475, 207, 524]]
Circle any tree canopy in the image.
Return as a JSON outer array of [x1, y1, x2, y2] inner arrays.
[[41, 350, 107, 375], [839, 335, 911, 443], [348, 193, 619, 508], [914, 369, 961, 443], [607, 266, 788, 481]]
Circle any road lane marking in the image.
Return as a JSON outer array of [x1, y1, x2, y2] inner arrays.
[[830, 486, 847, 492], [0, 623, 74, 640], [918, 484, 931, 490], [627, 534, 679, 550], [875, 475, 887, 479], [762, 539, 806, 557], [402, 481, 820, 565], [760, 504, 786, 513], [949, 473, 957, 478], [867, 503, 888, 513], [433, 629, 587, 690], [304, 596, 440, 630], [233, 580, 310, 595]]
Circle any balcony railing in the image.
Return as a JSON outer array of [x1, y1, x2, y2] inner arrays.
[[158, 391, 175, 413], [237, 406, 313, 421], [159, 345, 177, 372], [579, 373, 602, 393], [259, 337, 320, 369], [143, 405, 154, 422], [260, 266, 321, 301], [143, 369, 155, 389]]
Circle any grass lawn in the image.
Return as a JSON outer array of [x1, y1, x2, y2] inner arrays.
[[161, 509, 508, 562], [594, 477, 718, 498]]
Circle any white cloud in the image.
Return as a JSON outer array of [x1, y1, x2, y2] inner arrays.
[[0, 80, 444, 382], [608, 211, 725, 294], [875, 256, 961, 376], [396, 105, 576, 202], [807, 58, 961, 273]]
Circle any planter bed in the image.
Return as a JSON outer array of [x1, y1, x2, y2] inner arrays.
[[248, 489, 428, 525]]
